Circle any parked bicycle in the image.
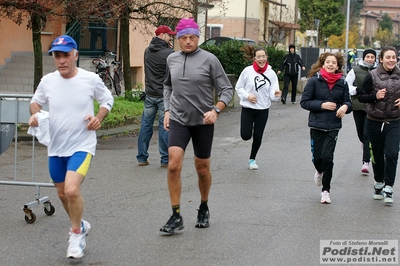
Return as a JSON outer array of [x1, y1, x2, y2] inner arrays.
[[92, 50, 123, 96]]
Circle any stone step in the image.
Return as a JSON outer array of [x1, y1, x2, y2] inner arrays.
[[12, 55, 54, 64], [0, 54, 98, 94], [1, 68, 54, 79], [0, 83, 33, 93], [5, 62, 55, 72]]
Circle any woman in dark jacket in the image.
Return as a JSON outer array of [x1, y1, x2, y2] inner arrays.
[[301, 52, 352, 204], [358, 46, 400, 205]]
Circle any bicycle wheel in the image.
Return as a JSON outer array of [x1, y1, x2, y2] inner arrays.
[[113, 70, 122, 96], [99, 72, 114, 94]]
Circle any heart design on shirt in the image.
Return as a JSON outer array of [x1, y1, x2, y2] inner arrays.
[[254, 76, 266, 92]]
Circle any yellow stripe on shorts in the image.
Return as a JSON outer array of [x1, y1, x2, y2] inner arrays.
[[76, 153, 92, 177]]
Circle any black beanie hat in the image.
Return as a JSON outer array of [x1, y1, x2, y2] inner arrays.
[[289, 44, 295, 50], [363, 49, 376, 60]]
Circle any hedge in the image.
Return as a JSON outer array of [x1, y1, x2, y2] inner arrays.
[[201, 41, 287, 81]]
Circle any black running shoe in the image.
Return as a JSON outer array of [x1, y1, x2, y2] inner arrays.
[[195, 208, 210, 228], [281, 98, 286, 104], [160, 215, 184, 234]]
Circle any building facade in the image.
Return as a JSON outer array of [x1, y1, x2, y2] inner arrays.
[[360, 0, 400, 48], [206, 0, 299, 48]]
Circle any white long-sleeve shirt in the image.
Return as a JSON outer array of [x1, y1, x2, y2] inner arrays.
[[345, 69, 357, 96], [235, 65, 280, 110]]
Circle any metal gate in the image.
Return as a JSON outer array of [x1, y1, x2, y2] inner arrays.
[[66, 20, 119, 57]]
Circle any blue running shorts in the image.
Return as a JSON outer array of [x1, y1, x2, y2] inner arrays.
[[48, 152, 93, 183]]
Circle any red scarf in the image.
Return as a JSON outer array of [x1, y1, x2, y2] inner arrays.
[[253, 61, 268, 74], [320, 68, 342, 90]]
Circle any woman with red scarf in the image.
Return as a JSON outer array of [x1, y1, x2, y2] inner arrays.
[[300, 52, 352, 204], [236, 46, 282, 170]]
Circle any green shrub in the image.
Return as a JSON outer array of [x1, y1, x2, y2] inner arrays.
[[201, 42, 287, 81], [94, 97, 144, 128], [265, 46, 286, 81], [202, 40, 250, 78], [131, 82, 145, 102]]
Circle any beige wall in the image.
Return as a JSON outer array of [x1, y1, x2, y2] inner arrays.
[[128, 23, 181, 89], [207, 0, 261, 41], [206, 0, 299, 45], [0, 18, 60, 65], [207, 16, 259, 41]]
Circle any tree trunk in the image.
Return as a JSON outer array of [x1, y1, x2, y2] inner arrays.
[[31, 13, 43, 93], [120, 9, 133, 101]]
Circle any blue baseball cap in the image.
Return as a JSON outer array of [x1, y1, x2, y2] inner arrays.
[[48, 35, 78, 53]]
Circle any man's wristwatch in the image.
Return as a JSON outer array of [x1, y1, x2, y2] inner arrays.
[[213, 107, 220, 115]]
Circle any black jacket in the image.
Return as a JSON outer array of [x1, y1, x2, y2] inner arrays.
[[278, 52, 305, 76], [301, 72, 352, 131], [144, 37, 174, 98]]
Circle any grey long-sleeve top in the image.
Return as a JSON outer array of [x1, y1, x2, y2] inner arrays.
[[164, 48, 233, 126]]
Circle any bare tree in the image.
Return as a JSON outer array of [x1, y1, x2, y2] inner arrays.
[[262, 5, 296, 47]]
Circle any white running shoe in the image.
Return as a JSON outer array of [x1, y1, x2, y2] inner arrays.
[[66, 220, 91, 259], [374, 182, 385, 200], [384, 186, 393, 205], [361, 162, 369, 174], [67, 232, 85, 258], [248, 159, 258, 170], [321, 191, 331, 204], [81, 220, 91, 249], [314, 171, 323, 186]]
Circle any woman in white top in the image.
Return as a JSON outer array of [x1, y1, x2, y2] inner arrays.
[[235, 45, 281, 170], [345, 49, 376, 174]]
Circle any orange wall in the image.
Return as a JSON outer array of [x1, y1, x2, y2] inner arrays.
[[0, 17, 61, 65], [129, 23, 179, 87]]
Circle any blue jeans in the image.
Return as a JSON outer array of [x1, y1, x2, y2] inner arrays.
[[136, 96, 168, 165]]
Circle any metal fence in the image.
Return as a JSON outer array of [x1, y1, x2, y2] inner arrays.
[[67, 21, 119, 58], [0, 94, 55, 224]]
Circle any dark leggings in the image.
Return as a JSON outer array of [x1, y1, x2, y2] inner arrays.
[[310, 129, 339, 193], [240, 107, 269, 160], [352, 110, 370, 163]]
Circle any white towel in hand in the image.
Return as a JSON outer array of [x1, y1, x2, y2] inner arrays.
[[27, 110, 50, 146]]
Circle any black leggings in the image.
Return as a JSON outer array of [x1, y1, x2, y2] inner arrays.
[[352, 110, 370, 163], [240, 107, 269, 160]]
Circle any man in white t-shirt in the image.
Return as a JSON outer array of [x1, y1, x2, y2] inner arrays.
[[28, 35, 114, 259]]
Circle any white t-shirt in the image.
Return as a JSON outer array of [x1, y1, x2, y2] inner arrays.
[[31, 68, 114, 156], [235, 65, 280, 110]]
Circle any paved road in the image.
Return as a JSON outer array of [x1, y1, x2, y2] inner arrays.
[[1, 96, 399, 266]]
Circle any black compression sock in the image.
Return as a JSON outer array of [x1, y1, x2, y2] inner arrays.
[[172, 205, 180, 217], [200, 200, 208, 210]]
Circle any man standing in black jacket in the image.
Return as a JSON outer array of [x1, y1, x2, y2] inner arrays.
[[136, 25, 175, 167], [277, 44, 306, 104]]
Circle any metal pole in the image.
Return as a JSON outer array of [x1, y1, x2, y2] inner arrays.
[[344, 0, 350, 73], [314, 19, 320, 47], [244, 0, 248, 38]]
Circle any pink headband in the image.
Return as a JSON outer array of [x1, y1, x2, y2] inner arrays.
[[177, 28, 200, 38]]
